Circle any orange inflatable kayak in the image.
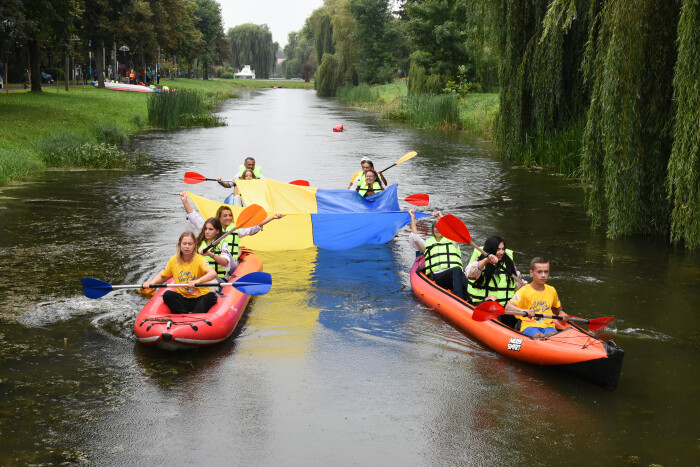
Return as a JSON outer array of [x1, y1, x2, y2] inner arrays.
[[410, 254, 624, 389], [134, 249, 261, 350]]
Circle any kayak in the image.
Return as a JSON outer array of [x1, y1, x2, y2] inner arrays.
[[134, 249, 261, 350], [93, 81, 156, 92], [410, 254, 624, 390]]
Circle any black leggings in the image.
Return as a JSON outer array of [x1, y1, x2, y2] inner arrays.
[[431, 267, 471, 302], [163, 291, 218, 314]]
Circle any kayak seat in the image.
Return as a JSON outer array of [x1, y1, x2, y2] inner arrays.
[[498, 313, 518, 329]]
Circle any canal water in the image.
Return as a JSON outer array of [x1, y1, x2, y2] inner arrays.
[[0, 89, 698, 465]]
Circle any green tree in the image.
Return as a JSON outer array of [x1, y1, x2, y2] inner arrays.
[[227, 23, 276, 79], [349, 0, 397, 84], [194, 0, 225, 79]]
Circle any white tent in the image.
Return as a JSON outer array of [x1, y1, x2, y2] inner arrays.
[[234, 65, 255, 80]]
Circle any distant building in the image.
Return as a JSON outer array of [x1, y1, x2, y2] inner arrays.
[[234, 65, 255, 80]]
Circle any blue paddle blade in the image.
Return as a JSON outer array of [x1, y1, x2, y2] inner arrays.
[[81, 277, 113, 299], [231, 271, 272, 295], [224, 193, 234, 205]]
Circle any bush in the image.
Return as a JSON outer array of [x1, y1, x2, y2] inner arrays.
[[92, 122, 128, 146], [37, 131, 145, 168], [220, 72, 235, 79], [407, 62, 427, 96], [0, 147, 44, 185], [336, 83, 378, 104], [424, 74, 444, 95], [316, 53, 341, 97], [132, 113, 146, 129]]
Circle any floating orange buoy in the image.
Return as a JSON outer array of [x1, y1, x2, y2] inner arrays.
[[333, 124, 344, 132]]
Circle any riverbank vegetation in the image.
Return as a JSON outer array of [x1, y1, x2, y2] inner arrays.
[[297, 0, 700, 249]]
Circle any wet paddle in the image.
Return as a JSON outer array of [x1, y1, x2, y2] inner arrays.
[[184, 171, 226, 184], [201, 204, 267, 253], [289, 180, 310, 186], [436, 214, 527, 286], [471, 301, 615, 333], [405, 193, 429, 206], [82, 271, 272, 299], [378, 151, 418, 173]]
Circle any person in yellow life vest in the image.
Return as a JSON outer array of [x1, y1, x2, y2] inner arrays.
[[142, 232, 218, 314], [195, 217, 233, 280], [408, 209, 471, 302], [348, 157, 387, 190], [356, 169, 384, 197], [217, 169, 256, 206], [506, 257, 569, 338], [465, 235, 525, 306]]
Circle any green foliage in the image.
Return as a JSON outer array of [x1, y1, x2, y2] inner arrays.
[[227, 23, 276, 79], [336, 83, 378, 103], [407, 62, 427, 96], [147, 90, 208, 130], [37, 132, 143, 169], [282, 30, 316, 80], [132, 113, 146, 129], [92, 123, 128, 146], [390, 94, 460, 129], [0, 147, 44, 185], [424, 75, 444, 95], [220, 72, 235, 79], [316, 53, 341, 97], [179, 113, 225, 128], [348, 0, 397, 84], [668, 0, 700, 249]]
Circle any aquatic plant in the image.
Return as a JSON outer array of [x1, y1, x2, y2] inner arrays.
[[147, 90, 207, 130]]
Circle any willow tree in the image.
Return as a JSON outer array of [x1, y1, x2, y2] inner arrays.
[[667, 0, 700, 248], [581, 0, 680, 238], [227, 23, 276, 79]]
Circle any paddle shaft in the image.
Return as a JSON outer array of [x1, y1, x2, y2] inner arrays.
[[504, 309, 596, 326], [201, 228, 235, 253], [117, 282, 231, 290]]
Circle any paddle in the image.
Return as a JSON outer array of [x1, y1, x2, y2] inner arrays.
[[289, 180, 310, 186], [201, 204, 267, 253], [378, 151, 418, 173], [82, 271, 272, 299], [184, 171, 226, 185], [436, 214, 527, 286], [471, 301, 615, 333], [405, 193, 429, 206]]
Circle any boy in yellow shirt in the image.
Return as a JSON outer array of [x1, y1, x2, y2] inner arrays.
[[506, 257, 569, 338]]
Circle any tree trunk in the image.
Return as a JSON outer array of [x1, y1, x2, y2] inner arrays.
[[64, 55, 70, 91], [203, 60, 209, 80], [96, 46, 105, 88], [28, 38, 42, 92]]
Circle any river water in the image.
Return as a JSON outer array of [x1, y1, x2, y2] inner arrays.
[[1, 89, 698, 465]]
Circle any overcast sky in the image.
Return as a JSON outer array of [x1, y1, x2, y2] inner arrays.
[[219, 0, 325, 47]]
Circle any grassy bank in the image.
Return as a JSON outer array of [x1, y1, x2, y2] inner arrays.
[[336, 82, 499, 138], [0, 78, 249, 186]]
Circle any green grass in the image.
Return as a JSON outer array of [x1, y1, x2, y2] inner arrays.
[[0, 78, 242, 185]]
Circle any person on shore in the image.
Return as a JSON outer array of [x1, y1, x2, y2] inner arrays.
[[506, 257, 569, 338], [348, 157, 387, 190], [356, 169, 384, 197], [408, 209, 471, 302], [179, 192, 284, 271], [465, 235, 524, 306], [195, 217, 233, 280], [142, 232, 218, 314]]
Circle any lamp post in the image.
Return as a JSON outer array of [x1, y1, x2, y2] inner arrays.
[[119, 45, 129, 82]]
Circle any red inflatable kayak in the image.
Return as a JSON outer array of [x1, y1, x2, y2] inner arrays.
[[134, 249, 262, 350], [410, 255, 624, 389]]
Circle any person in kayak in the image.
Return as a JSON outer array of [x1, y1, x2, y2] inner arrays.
[[348, 157, 387, 190], [506, 257, 569, 338], [179, 192, 283, 271], [142, 231, 218, 314], [217, 168, 257, 206], [195, 217, 233, 281], [356, 169, 384, 197], [408, 209, 471, 302], [465, 236, 524, 305]]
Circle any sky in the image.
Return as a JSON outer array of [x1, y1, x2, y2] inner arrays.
[[219, 0, 325, 47]]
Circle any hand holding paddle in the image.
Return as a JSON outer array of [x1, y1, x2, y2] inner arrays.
[[82, 271, 272, 299], [184, 171, 227, 185], [201, 204, 268, 253], [472, 301, 614, 333], [436, 214, 527, 286]]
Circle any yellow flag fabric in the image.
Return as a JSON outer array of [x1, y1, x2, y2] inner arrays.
[[236, 179, 318, 214]]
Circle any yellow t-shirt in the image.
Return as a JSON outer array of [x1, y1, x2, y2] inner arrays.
[[160, 254, 213, 298], [349, 170, 362, 186], [510, 284, 562, 332]]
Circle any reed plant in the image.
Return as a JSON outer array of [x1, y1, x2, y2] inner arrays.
[[147, 90, 208, 130], [510, 118, 585, 176], [37, 130, 145, 168], [336, 83, 378, 104], [0, 148, 43, 185], [402, 94, 461, 129]]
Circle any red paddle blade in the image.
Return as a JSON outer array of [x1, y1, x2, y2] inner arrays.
[[471, 301, 505, 321], [436, 214, 472, 243], [289, 180, 310, 186], [184, 171, 206, 184], [586, 317, 615, 333], [405, 193, 429, 206], [235, 204, 267, 229]]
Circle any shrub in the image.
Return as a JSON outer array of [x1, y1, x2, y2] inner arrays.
[[92, 122, 128, 146], [336, 83, 378, 104], [132, 113, 146, 129], [220, 72, 235, 79]]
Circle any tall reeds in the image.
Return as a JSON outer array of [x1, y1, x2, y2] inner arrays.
[[401, 94, 460, 129], [147, 90, 210, 130]]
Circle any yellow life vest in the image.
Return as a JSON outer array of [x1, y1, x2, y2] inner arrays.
[[222, 224, 240, 258], [466, 248, 517, 305], [238, 164, 262, 179], [356, 180, 383, 197], [424, 237, 463, 275], [199, 239, 227, 278]]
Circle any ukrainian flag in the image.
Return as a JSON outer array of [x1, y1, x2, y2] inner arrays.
[[186, 179, 429, 251]]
